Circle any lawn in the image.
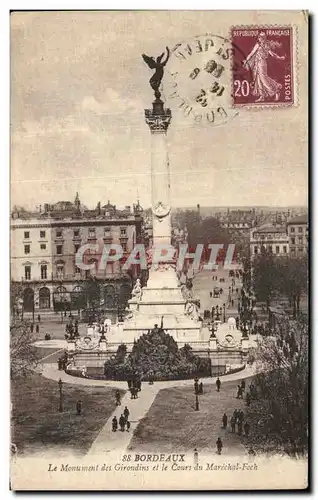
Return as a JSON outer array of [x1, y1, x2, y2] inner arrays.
[[11, 373, 125, 456], [129, 379, 252, 455]]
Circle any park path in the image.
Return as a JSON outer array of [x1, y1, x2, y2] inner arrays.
[[38, 363, 256, 389], [86, 384, 159, 459]]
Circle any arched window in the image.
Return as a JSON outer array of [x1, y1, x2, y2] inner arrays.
[[23, 288, 34, 312], [71, 284, 86, 310], [119, 283, 132, 307], [39, 287, 50, 309]]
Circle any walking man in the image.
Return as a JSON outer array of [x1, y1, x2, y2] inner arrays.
[[126, 420, 131, 432], [222, 413, 228, 429], [123, 406, 130, 421], [112, 416, 118, 432], [119, 414, 126, 432], [76, 400, 82, 416], [230, 416, 236, 433], [216, 377, 221, 392], [115, 390, 121, 406], [216, 437, 223, 455]]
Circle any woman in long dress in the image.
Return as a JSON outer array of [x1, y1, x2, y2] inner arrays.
[[242, 32, 285, 102]]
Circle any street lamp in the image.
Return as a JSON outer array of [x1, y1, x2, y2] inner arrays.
[[194, 377, 199, 411], [223, 303, 226, 323], [58, 378, 63, 413]]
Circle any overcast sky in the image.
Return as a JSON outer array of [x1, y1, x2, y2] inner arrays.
[[11, 11, 308, 210]]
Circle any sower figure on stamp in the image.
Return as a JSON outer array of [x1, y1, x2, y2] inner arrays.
[[242, 32, 285, 103]]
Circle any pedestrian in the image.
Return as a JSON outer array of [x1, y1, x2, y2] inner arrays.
[[35, 324, 39, 334], [76, 399, 82, 415], [237, 421, 243, 436], [115, 390, 121, 406], [236, 385, 243, 399], [126, 420, 131, 432], [210, 291, 212, 298], [230, 416, 236, 433], [123, 406, 130, 420], [241, 380, 246, 391], [30, 323, 34, 333], [216, 377, 221, 392], [246, 392, 251, 406], [119, 414, 126, 432], [244, 422, 250, 438], [231, 299, 234, 307], [37, 314, 41, 323], [194, 448, 199, 466], [222, 413, 228, 429], [216, 437, 223, 455], [199, 382, 203, 394], [112, 416, 118, 432]]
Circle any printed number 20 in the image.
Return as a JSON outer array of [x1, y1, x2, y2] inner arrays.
[[234, 80, 250, 97]]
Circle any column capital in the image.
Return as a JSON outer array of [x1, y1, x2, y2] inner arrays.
[[145, 99, 172, 134]]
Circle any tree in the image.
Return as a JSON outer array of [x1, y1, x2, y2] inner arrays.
[[276, 256, 308, 318], [246, 316, 308, 457], [10, 320, 41, 379], [252, 252, 278, 307], [10, 281, 24, 316]]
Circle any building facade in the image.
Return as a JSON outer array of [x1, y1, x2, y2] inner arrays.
[[286, 214, 308, 256], [10, 195, 143, 317], [250, 223, 289, 258]]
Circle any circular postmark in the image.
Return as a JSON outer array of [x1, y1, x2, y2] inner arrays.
[[165, 33, 251, 126]]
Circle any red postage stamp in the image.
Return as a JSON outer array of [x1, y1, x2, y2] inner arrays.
[[231, 26, 294, 107]]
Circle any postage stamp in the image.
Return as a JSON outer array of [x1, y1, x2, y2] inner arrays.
[[231, 26, 294, 107]]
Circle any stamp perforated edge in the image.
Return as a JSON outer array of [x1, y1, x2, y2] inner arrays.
[[228, 24, 299, 110]]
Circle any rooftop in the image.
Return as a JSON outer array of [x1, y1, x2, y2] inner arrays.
[[287, 214, 308, 225]]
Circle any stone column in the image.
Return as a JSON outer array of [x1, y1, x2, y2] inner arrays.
[[145, 99, 172, 248]]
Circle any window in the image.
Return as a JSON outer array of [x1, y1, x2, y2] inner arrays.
[[24, 231, 30, 239], [254, 246, 258, 254], [56, 245, 63, 255], [290, 227, 295, 233], [88, 228, 96, 238], [104, 227, 110, 235], [74, 244, 80, 253], [283, 246, 287, 253], [120, 228, 127, 236], [276, 246, 280, 254], [56, 264, 64, 279], [291, 248, 296, 254], [291, 237, 295, 245], [56, 230, 62, 238], [40, 243, 46, 250], [41, 264, 47, 280], [25, 266, 31, 280], [298, 236, 303, 244], [40, 230, 46, 238], [298, 227, 303, 233], [74, 229, 80, 237], [298, 247, 304, 253], [24, 244, 30, 254], [268, 245, 273, 253], [75, 266, 81, 275], [268, 234, 272, 239]]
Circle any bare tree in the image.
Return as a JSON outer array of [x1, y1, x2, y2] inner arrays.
[[10, 320, 41, 379]]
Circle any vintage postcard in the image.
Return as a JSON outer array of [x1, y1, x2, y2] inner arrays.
[[10, 10, 308, 490]]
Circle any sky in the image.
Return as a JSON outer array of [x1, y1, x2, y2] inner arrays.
[[10, 10, 308, 210]]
